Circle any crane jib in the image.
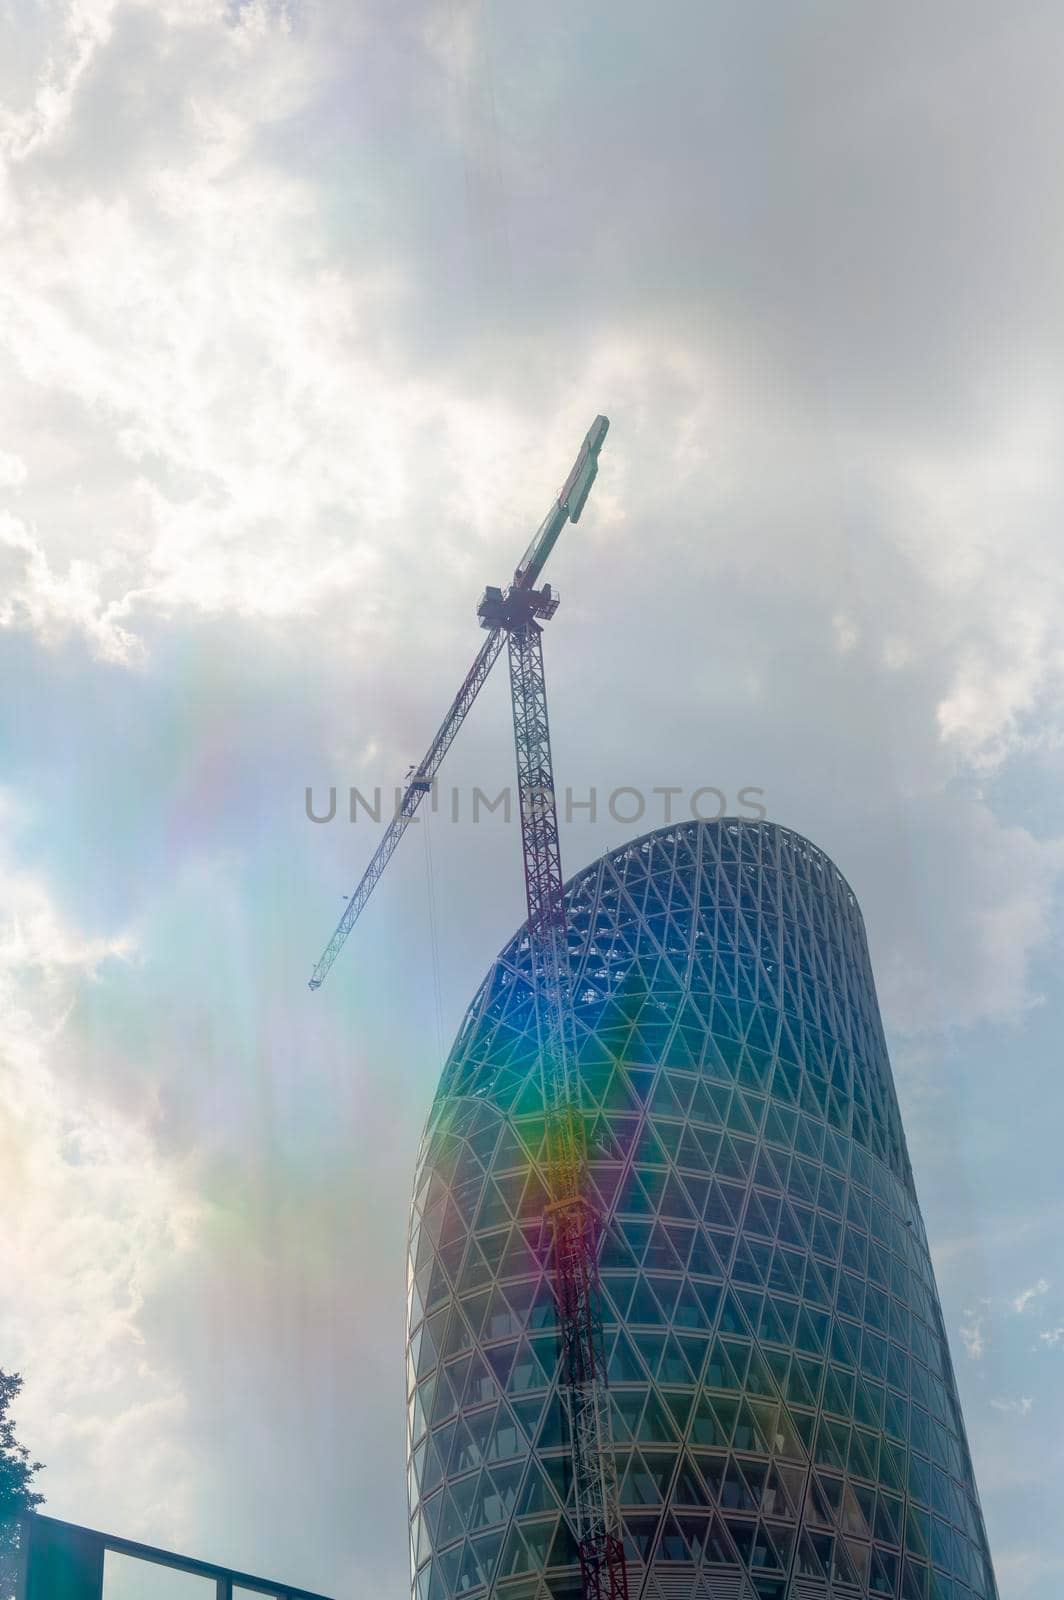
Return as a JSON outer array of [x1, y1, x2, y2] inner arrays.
[[307, 627, 506, 990], [307, 417, 607, 993], [513, 414, 609, 590]]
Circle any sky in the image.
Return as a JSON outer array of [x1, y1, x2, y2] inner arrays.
[[0, 1, 1062, 1596]]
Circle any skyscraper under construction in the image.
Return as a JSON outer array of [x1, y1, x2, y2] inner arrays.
[[404, 819, 997, 1600]]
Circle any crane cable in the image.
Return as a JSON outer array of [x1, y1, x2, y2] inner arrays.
[[423, 809, 445, 1061]]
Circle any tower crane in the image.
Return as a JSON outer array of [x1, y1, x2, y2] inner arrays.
[[308, 416, 629, 1600]]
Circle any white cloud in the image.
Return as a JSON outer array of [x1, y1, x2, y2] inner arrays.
[[990, 1395, 1034, 1416], [0, 450, 26, 488], [1038, 1327, 1064, 1349], [0, 2, 365, 651], [0, 0, 119, 165], [0, 512, 143, 663], [892, 408, 1064, 770], [832, 611, 858, 654], [0, 826, 204, 1543], [959, 1314, 986, 1361], [869, 794, 1064, 1032], [0, 0, 602, 664], [1012, 1277, 1050, 1314]]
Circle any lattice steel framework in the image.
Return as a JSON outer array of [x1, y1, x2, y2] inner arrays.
[[509, 619, 627, 1600], [405, 819, 998, 1600]]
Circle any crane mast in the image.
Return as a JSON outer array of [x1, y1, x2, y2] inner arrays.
[[503, 616, 629, 1600], [309, 416, 627, 1600]]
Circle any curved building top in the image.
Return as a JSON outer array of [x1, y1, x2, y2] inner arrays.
[[430, 818, 914, 1200]]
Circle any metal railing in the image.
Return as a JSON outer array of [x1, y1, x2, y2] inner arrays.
[[16, 1513, 332, 1600]]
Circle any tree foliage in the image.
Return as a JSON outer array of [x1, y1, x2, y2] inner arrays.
[[0, 1372, 43, 1599]]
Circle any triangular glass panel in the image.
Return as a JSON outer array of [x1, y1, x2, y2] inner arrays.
[[660, 1173, 697, 1219], [643, 1222, 682, 1270], [724, 1517, 755, 1565], [688, 1231, 723, 1280], [661, 1389, 695, 1433], [508, 1395, 547, 1446], [622, 1512, 659, 1563], [606, 1327, 648, 1385], [672, 1279, 711, 1332], [619, 1449, 665, 1506], [629, 1276, 668, 1326], [647, 1274, 682, 1319], [719, 1457, 757, 1513], [614, 1169, 655, 1217], [435, 1482, 470, 1550], [656, 1512, 692, 1563], [719, 1338, 749, 1388], [669, 1451, 707, 1507], [691, 1280, 722, 1324], [850, 1426, 879, 1483], [534, 1397, 570, 1452], [546, 1517, 582, 1571], [462, 1352, 497, 1411], [610, 1389, 643, 1443], [474, 1180, 514, 1231], [485, 1340, 519, 1388], [508, 1339, 551, 1395], [689, 1394, 732, 1448], [659, 1332, 696, 1383], [870, 1545, 900, 1596], [830, 1533, 860, 1587], [636, 1389, 678, 1444], [774, 1405, 808, 1461], [540, 1451, 573, 1509], [745, 1347, 774, 1398], [717, 1290, 750, 1336], [875, 1489, 902, 1545], [649, 1075, 685, 1117], [755, 1296, 791, 1348], [795, 1531, 827, 1579]]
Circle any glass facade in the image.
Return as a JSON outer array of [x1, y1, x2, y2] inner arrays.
[[405, 819, 998, 1600]]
